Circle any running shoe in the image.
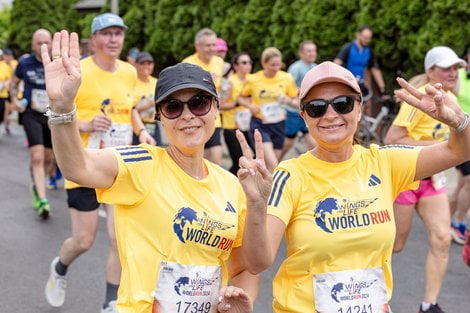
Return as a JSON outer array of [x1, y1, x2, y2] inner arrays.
[[463, 229, 470, 267], [31, 184, 40, 209], [37, 198, 51, 219], [47, 176, 58, 190], [419, 303, 445, 313], [101, 300, 117, 313], [45, 257, 67, 307], [450, 223, 466, 245]]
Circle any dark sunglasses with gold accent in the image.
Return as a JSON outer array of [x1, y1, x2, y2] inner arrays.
[[157, 93, 214, 120], [301, 94, 361, 118]]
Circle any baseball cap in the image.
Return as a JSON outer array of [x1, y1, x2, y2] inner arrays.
[[299, 61, 361, 101], [127, 47, 139, 59], [154, 63, 218, 105], [136, 52, 154, 64], [3, 49, 12, 56], [215, 38, 228, 52], [91, 13, 128, 34], [424, 46, 467, 71]]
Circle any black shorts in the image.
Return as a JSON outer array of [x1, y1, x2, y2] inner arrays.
[[66, 187, 100, 212], [204, 127, 222, 149], [22, 110, 52, 148], [250, 117, 285, 150], [0, 98, 5, 123], [456, 160, 470, 176]]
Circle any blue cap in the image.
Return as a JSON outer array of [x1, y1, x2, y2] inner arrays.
[[91, 13, 128, 34]]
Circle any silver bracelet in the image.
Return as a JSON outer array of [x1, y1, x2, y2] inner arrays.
[[454, 112, 470, 133], [45, 104, 76, 126]]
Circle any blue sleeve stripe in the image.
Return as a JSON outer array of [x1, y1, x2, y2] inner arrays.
[[115, 146, 143, 151], [123, 156, 152, 163], [119, 150, 149, 156], [268, 171, 286, 206], [273, 173, 290, 207]]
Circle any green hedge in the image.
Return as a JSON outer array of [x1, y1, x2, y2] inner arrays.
[[7, 0, 470, 89]]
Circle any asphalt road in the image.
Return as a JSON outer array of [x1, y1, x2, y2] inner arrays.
[[0, 124, 469, 313]]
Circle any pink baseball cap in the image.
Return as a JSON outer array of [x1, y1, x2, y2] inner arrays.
[[299, 61, 361, 101], [215, 38, 228, 52]]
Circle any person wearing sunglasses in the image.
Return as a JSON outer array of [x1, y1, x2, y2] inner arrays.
[[237, 61, 470, 313], [240, 47, 298, 172], [41, 30, 259, 313], [219, 52, 254, 174], [384, 46, 467, 313]]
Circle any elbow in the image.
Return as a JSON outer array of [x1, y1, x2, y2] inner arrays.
[[245, 256, 274, 275]]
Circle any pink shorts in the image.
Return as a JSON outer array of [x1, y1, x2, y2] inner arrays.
[[395, 179, 446, 205]]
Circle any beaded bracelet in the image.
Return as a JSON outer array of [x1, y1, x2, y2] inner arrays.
[[44, 104, 76, 126], [454, 113, 470, 133]]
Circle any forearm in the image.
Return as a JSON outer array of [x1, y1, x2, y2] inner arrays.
[[243, 200, 273, 274], [9, 78, 19, 100], [131, 108, 145, 134], [446, 115, 470, 162], [230, 270, 259, 302]]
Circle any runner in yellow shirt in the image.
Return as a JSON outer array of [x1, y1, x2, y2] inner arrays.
[[236, 61, 470, 312], [241, 47, 298, 172], [42, 31, 259, 313], [44, 14, 153, 313], [182, 28, 224, 165], [385, 46, 466, 313]]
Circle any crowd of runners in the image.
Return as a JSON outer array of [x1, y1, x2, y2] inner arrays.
[[2, 12, 470, 313]]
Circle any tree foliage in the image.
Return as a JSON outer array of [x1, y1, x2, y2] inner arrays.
[[5, 0, 470, 87]]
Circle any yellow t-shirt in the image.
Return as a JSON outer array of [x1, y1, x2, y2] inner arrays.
[[392, 84, 453, 141], [134, 76, 157, 123], [182, 54, 224, 128], [95, 145, 247, 313], [241, 70, 298, 121], [221, 74, 251, 130], [65, 56, 137, 189], [267, 144, 421, 313], [0, 61, 12, 98]]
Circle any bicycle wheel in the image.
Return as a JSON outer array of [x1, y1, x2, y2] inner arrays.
[[378, 116, 393, 145]]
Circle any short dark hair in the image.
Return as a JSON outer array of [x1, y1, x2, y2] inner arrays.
[[298, 40, 316, 52], [357, 25, 372, 33]]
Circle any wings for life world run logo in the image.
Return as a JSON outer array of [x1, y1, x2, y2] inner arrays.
[[173, 207, 235, 251], [174, 272, 219, 297], [330, 277, 377, 303], [314, 197, 391, 233]]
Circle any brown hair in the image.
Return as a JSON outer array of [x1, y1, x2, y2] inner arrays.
[[261, 47, 282, 64]]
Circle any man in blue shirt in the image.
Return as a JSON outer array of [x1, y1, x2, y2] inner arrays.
[[280, 41, 317, 159], [334, 25, 386, 96]]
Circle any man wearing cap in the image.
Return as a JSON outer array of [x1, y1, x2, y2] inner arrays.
[[9, 28, 54, 218], [133, 51, 161, 145], [182, 28, 224, 165], [44, 13, 152, 313], [385, 46, 466, 313]]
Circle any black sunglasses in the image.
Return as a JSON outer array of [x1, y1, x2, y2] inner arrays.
[[159, 94, 214, 120], [301, 95, 361, 118], [238, 60, 253, 65]]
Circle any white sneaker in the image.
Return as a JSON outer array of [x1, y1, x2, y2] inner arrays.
[[45, 257, 67, 307], [101, 300, 117, 313]]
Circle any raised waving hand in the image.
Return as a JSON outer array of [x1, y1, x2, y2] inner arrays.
[[395, 77, 466, 129], [42, 30, 81, 111], [236, 129, 272, 205]]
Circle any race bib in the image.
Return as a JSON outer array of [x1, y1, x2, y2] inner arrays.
[[235, 109, 251, 131], [431, 172, 446, 190], [152, 260, 221, 313], [101, 123, 133, 148], [31, 88, 49, 113], [314, 267, 389, 313], [260, 101, 285, 124]]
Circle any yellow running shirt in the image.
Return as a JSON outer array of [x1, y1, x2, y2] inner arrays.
[[392, 84, 453, 141], [65, 56, 137, 189], [267, 144, 421, 313], [241, 70, 298, 122], [96, 145, 247, 313], [0, 60, 14, 98], [221, 74, 251, 130], [182, 54, 224, 128], [134, 76, 157, 123]]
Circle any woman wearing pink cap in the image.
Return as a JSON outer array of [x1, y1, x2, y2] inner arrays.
[[236, 60, 470, 312], [384, 46, 467, 313]]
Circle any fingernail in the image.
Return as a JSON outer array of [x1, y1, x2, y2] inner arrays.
[[249, 168, 256, 176], [218, 296, 223, 302], [225, 304, 231, 309]]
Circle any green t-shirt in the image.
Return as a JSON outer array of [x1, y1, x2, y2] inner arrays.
[[458, 68, 470, 113]]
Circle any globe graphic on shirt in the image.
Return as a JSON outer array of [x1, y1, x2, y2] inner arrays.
[[331, 282, 344, 303], [173, 207, 198, 243], [314, 198, 339, 233], [174, 276, 190, 296]]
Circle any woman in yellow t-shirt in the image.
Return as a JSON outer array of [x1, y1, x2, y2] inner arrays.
[[236, 61, 470, 313], [384, 46, 466, 313], [219, 52, 253, 174], [42, 31, 260, 313], [241, 47, 298, 172]]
